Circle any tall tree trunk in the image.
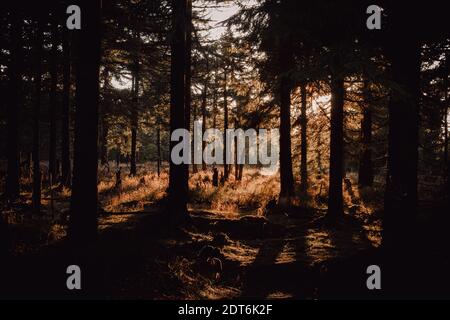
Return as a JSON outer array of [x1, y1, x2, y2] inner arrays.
[[326, 73, 345, 221], [383, 36, 421, 248], [213, 63, 218, 130], [6, 7, 23, 201], [358, 79, 374, 187], [300, 83, 308, 194], [201, 65, 208, 171], [61, 26, 72, 187], [32, 17, 44, 214], [317, 132, 323, 174], [68, 0, 101, 244], [184, 0, 192, 183], [100, 119, 109, 166], [168, 0, 189, 221], [278, 39, 295, 203], [99, 67, 110, 167], [444, 54, 449, 202], [157, 123, 161, 177], [130, 61, 139, 177], [49, 10, 59, 183], [192, 101, 198, 173], [223, 68, 229, 182], [234, 97, 242, 180]]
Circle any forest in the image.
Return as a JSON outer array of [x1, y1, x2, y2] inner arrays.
[[0, 0, 449, 300]]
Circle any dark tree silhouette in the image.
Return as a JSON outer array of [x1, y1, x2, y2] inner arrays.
[[130, 59, 139, 176], [61, 25, 72, 187], [100, 66, 110, 167], [201, 62, 208, 171], [223, 67, 229, 181], [49, 10, 59, 182], [358, 79, 374, 187], [383, 6, 421, 248], [168, 0, 189, 222], [5, 6, 23, 201], [326, 71, 345, 221], [278, 36, 295, 203], [68, 0, 102, 244], [32, 14, 44, 215], [300, 83, 308, 194], [185, 0, 193, 181]]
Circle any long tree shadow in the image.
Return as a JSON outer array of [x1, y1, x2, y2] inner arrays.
[[239, 208, 316, 299], [0, 211, 185, 299]]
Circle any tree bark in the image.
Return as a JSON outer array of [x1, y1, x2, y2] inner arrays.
[[358, 79, 374, 187], [326, 74, 345, 221], [223, 68, 229, 182], [61, 26, 72, 187], [157, 123, 161, 177], [201, 66, 208, 171], [278, 38, 295, 203], [192, 100, 198, 173], [168, 0, 189, 221], [32, 17, 44, 214], [49, 10, 59, 183], [6, 7, 23, 201], [130, 61, 139, 177], [383, 37, 421, 248], [68, 0, 101, 245], [300, 83, 308, 194], [184, 0, 193, 183]]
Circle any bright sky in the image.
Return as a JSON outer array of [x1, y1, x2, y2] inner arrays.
[[203, 3, 240, 40]]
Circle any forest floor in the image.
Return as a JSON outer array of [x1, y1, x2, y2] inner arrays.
[[1, 163, 449, 299]]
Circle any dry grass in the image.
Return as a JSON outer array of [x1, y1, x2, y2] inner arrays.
[[99, 166, 168, 212], [189, 168, 280, 215]]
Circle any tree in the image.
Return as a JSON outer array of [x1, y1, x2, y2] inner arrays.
[[299, 83, 308, 194], [168, 0, 189, 222], [326, 66, 345, 221], [130, 59, 139, 176], [5, 5, 23, 201], [223, 66, 229, 181], [32, 13, 44, 215], [278, 35, 295, 203], [61, 24, 72, 187], [49, 9, 59, 183], [68, 0, 102, 244], [383, 4, 421, 248], [358, 78, 374, 187]]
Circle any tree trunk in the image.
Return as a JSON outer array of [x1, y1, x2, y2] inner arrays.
[[184, 0, 193, 183], [300, 83, 308, 194], [168, 0, 189, 221], [68, 0, 101, 245], [32, 17, 44, 215], [444, 54, 449, 202], [201, 70, 208, 171], [192, 101, 198, 173], [383, 37, 421, 249], [326, 74, 345, 222], [278, 39, 295, 203], [223, 68, 229, 182], [235, 98, 241, 180], [99, 66, 110, 167], [358, 79, 374, 187], [130, 61, 139, 177], [61, 26, 72, 187], [157, 123, 161, 177], [49, 10, 59, 183], [6, 7, 23, 201]]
